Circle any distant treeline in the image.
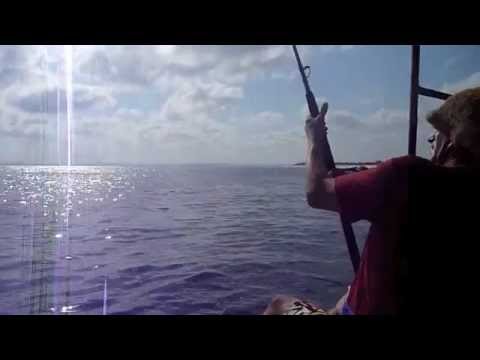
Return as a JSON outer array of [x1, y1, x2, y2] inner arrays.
[[293, 161, 381, 166]]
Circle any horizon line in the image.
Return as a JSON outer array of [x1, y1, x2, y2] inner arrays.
[[0, 161, 382, 167]]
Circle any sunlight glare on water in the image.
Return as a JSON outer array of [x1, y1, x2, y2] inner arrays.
[[64, 45, 73, 168], [0, 165, 133, 314]]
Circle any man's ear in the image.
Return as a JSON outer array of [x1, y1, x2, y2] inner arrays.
[[434, 135, 453, 165]]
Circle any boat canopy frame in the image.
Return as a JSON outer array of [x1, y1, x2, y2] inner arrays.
[[408, 45, 452, 156]]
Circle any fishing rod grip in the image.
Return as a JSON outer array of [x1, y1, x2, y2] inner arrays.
[[306, 91, 320, 117], [340, 217, 361, 273]]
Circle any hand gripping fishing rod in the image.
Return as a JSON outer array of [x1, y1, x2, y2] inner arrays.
[[292, 45, 360, 273]]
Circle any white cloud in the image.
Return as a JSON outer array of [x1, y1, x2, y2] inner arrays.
[[115, 107, 144, 119], [271, 70, 297, 81], [357, 97, 378, 106], [73, 45, 294, 89], [301, 100, 408, 133], [318, 45, 357, 53], [367, 108, 407, 129], [0, 45, 368, 164], [442, 72, 480, 94], [6, 83, 117, 115], [328, 110, 363, 130], [444, 56, 460, 71]]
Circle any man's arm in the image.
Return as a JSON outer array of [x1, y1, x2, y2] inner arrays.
[[304, 104, 394, 223], [304, 106, 339, 212], [305, 144, 339, 211]]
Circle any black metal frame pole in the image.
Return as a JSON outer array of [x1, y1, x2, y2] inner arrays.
[[409, 45, 420, 156], [408, 45, 452, 156], [418, 86, 451, 101]]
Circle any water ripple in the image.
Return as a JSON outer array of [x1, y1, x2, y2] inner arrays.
[[0, 165, 370, 314]]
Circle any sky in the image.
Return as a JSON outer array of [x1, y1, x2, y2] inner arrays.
[[1, 45, 479, 165]]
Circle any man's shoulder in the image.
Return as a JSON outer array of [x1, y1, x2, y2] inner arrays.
[[389, 156, 480, 182], [389, 155, 431, 170], [387, 155, 445, 182], [370, 156, 433, 185]]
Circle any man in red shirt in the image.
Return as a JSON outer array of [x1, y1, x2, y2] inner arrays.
[[264, 87, 480, 315]]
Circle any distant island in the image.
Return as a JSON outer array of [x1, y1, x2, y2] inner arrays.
[[293, 161, 381, 166]]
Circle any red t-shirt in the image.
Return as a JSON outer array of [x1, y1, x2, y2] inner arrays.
[[335, 156, 413, 315], [335, 155, 480, 315]]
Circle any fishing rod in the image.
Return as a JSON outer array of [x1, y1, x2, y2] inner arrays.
[[292, 45, 360, 273]]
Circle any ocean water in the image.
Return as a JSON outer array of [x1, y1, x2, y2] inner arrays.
[[0, 165, 369, 315]]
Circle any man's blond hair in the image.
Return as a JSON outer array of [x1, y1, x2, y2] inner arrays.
[[427, 87, 480, 160]]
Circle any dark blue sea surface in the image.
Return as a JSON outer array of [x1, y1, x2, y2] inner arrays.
[[0, 165, 369, 315]]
